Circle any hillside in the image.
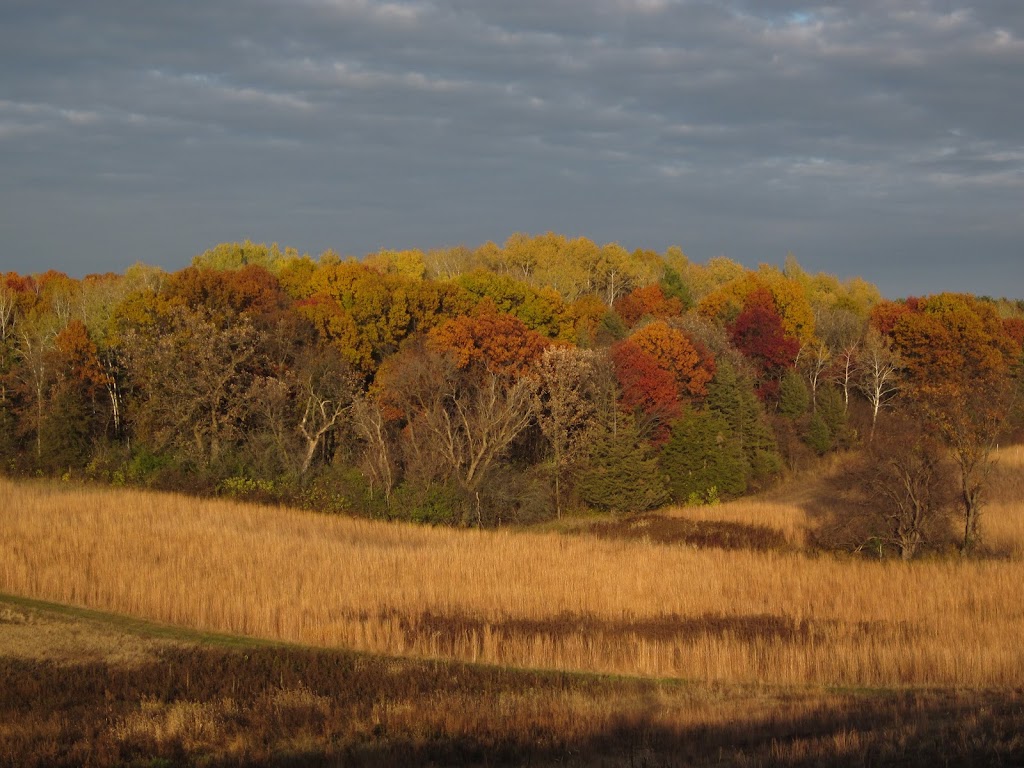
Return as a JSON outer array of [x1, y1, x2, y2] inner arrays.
[[2, 448, 1024, 765]]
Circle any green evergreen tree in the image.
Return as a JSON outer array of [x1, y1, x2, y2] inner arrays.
[[659, 266, 693, 310], [806, 411, 832, 455], [816, 384, 849, 448], [576, 414, 668, 513], [778, 368, 810, 418], [661, 409, 747, 503], [706, 360, 782, 485]]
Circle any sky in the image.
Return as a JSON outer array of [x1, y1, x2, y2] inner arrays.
[[1, 1, 1022, 299]]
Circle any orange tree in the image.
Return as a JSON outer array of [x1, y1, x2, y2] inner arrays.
[[891, 293, 1018, 554]]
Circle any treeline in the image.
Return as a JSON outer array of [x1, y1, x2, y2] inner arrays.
[[1, 234, 1021, 548]]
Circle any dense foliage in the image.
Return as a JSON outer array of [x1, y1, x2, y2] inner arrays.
[[1, 235, 1021, 548]]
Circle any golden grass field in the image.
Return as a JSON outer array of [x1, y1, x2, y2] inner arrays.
[[2, 447, 1023, 690]]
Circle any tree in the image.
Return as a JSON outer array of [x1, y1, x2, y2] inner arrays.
[[39, 320, 108, 471], [124, 305, 260, 471], [350, 392, 397, 507], [628, 320, 716, 401], [832, 410, 956, 560], [428, 300, 550, 378], [532, 346, 598, 518], [857, 328, 901, 440], [575, 413, 668, 513], [613, 285, 684, 328], [727, 288, 800, 403], [705, 359, 782, 486], [293, 350, 358, 475], [609, 340, 681, 443], [891, 293, 1018, 554], [778, 368, 810, 419], [816, 306, 867, 411], [455, 270, 566, 338], [14, 306, 61, 461], [798, 342, 831, 410], [376, 344, 536, 526], [661, 408, 747, 503]]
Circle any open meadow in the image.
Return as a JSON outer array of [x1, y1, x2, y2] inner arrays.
[[2, 447, 1024, 765]]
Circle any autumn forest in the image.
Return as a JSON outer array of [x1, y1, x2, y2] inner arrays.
[[1, 233, 1022, 557]]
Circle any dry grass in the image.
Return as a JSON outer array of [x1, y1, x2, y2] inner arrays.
[[5, 619, 1021, 767], [986, 444, 1024, 559], [2, 448, 1023, 688]]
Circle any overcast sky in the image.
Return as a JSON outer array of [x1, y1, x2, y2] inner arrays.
[[2, 1, 1022, 298]]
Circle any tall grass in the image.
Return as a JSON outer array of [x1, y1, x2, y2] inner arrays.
[[2, 449, 1023, 687]]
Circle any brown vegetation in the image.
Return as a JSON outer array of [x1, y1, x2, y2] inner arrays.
[[3, 448, 1024, 688], [2, 596, 1023, 767]]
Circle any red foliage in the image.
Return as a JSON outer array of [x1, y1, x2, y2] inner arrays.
[[611, 340, 682, 444], [728, 288, 799, 401], [53, 320, 106, 396], [629, 320, 716, 401], [870, 300, 913, 337]]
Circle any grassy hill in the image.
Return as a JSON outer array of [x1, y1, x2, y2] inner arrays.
[[2, 446, 1024, 764]]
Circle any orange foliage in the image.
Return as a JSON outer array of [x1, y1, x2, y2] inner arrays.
[[628, 321, 715, 400], [428, 300, 551, 378], [892, 293, 1016, 403], [614, 285, 684, 328], [1002, 318, 1024, 355], [53, 320, 106, 395], [870, 300, 912, 337]]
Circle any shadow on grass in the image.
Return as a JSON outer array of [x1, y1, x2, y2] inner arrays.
[[2, 644, 1022, 767], [586, 513, 790, 552]]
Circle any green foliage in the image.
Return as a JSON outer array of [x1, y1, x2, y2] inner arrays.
[[597, 311, 627, 344], [806, 413, 832, 455], [817, 385, 850, 447], [778, 369, 810, 418], [126, 447, 173, 485], [804, 386, 850, 455], [391, 481, 467, 526], [659, 265, 694, 310], [576, 415, 668, 513], [218, 476, 276, 499], [705, 360, 782, 487], [661, 409, 747, 503]]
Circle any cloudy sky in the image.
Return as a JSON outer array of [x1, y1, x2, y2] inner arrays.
[[2, 1, 1022, 298]]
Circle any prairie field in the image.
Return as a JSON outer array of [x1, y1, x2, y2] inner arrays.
[[2, 448, 1024, 690], [4, 594, 1022, 768]]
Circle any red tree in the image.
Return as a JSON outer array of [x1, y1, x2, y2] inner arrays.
[[728, 288, 799, 402], [611, 340, 681, 444]]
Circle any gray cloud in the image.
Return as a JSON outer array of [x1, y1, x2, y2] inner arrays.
[[1, 0, 1022, 297]]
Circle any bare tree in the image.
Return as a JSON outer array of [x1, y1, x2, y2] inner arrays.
[[0, 282, 18, 407], [351, 393, 396, 506], [816, 307, 866, 412], [295, 355, 356, 475], [860, 426, 955, 560], [379, 344, 537, 525], [857, 328, 901, 439], [423, 370, 536, 526], [798, 341, 832, 411], [15, 309, 59, 459], [934, 386, 1012, 555], [532, 346, 597, 518], [124, 306, 259, 469], [821, 410, 956, 560]]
